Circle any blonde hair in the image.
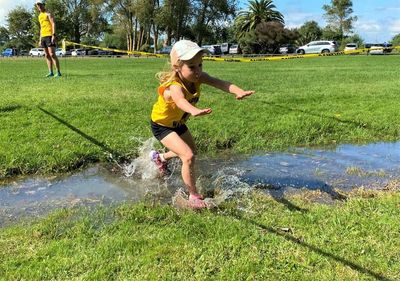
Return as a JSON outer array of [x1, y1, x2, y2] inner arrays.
[[155, 60, 184, 84]]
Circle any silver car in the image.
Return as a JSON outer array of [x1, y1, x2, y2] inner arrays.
[[296, 41, 338, 54]]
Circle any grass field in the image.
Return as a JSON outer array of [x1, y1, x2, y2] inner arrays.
[[1, 55, 399, 177], [1, 56, 400, 280], [1, 191, 399, 280]]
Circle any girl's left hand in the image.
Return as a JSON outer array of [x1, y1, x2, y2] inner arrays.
[[236, 90, 255, 100]]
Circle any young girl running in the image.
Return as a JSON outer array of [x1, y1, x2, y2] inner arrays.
[[150, 40, 254, 209]]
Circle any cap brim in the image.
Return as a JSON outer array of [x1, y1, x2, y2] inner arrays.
[[179, 47, 204, 61]]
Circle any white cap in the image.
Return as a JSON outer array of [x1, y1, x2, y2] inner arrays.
[[170, 40, 204, 65], [35, 0, 45, 4]]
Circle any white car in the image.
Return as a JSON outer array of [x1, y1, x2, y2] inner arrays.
[[296, 40, 338, 54], [368, 44, 392, 55], [71, 49, 86, 56], [229, 44, 240, 54], [201, 45, 222, 55], [344, 43, 358, 52], [29, 48, 45, 56], [55, 48, 65, 56], [220, 43, 230, 54]]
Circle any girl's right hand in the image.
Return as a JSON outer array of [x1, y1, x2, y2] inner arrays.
[[191, 108, 212, 117]]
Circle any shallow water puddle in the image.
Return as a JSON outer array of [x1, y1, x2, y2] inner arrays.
[[1, 141, 399, 225]]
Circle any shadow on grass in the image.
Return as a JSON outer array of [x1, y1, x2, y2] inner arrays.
[[227, 211, 393, 281], [261, 100, 389, 136], [0, 105, 21, 113], [38, 106, 129, 163]]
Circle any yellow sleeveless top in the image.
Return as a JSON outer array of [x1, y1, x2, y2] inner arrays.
[[151, 77, 201, 128], [38, 12, 53, 37]]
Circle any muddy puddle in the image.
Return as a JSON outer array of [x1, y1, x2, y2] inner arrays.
[[1, 141, 399, 226]]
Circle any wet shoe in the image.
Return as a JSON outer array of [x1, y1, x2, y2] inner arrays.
[[149, 150, 171, 177], [46, 72, 54, 77]]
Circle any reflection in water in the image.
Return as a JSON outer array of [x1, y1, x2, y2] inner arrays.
[[1, 141, 399, 226]]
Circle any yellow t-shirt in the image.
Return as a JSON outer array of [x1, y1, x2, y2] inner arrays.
[[151, 77, 201, 128], [38, 12, 53, 37]]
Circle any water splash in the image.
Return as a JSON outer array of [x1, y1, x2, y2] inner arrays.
[[122, 138, 160, 179]]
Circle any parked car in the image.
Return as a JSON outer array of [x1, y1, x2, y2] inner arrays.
[[229, 44, 240, 54], [344, 43, 358, 52], [55, 48, 65, 56], [220, 43, 230, 54], [296, 40, 338, 54], [29, 48, 45, 56], [156, 46, 172, 54], [87, 49, 100, 56], [19, 50, 29, 56], [1, 48, 14, 57], [71, 49, 85, 56], [202, 45, 222, 55], [368, 43, 393, 55], [279, 44, 296, 54]]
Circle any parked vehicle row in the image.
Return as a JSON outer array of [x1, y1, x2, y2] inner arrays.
[[155, 43, 240, 56], [3, 41, 393, 59]]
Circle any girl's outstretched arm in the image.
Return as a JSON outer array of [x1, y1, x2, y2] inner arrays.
[[200, 72, 255, 99], [169, 84, 212, 116]]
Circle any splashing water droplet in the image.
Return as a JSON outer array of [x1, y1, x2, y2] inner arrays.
[[122, 138, 160, 179]]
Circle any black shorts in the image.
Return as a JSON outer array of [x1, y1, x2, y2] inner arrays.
[[41, 36, 56, 48], [151, 120, 188, 141]]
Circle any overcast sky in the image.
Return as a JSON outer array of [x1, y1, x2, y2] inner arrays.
[[1, 0, 399, 43]]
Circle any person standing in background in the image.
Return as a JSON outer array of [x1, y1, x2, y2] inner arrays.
[[36, 0, 61, 77]]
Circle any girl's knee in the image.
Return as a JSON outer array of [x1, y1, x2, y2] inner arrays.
[[180, 151, 195, 164]]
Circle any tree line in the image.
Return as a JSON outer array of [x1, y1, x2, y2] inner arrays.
[[1, 0, 398, 54]]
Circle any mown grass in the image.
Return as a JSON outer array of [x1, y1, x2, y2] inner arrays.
[[1, 56, 400, 279], [0, 191, 399, 280], [1, 55, 399, 177]]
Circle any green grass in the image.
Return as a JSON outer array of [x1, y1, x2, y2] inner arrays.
[[1, 56, 400, 280], [1, 191, 399, 280], [1, 56, 400, 177]]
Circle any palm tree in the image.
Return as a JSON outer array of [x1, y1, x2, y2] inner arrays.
[[235, 0, 284, 38]]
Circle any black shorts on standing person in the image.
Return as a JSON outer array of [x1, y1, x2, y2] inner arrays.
[[40, 36, 56, 48]]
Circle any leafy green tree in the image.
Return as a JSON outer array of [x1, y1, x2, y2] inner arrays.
[[235, 0, 283, 39], [237, 29, 258, 54], [296, 20, 322, 45], [322, 0, 357, 42], [255, 21, 298, 53], [6, 6, 34, 50], [191, 0, 236, 45], [0, 27, 10, 46], [62, 0, 108, 43], [157, 0, 191, 45], [107, 0, 137, 51], [321, 25, 341, 41], [391, 34, 400, 46]]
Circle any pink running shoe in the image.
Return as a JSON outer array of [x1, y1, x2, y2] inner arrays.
[[149, 150, 171, 177]]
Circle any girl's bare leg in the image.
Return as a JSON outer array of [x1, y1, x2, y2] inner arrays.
[[162, 130, 196, 161], [161, 132, 197, 195]]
